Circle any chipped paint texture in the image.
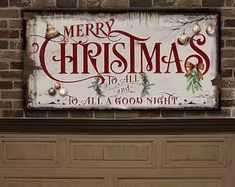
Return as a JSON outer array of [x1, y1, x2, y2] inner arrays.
[[25, 12, 219, 109]]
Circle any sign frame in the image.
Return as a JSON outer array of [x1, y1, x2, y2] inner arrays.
[[23, 8, 221, 111]]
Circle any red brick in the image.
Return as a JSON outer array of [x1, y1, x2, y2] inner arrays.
[[202, 0, 224, 7], [221, 69, 233, 77], [2, 110, 24, 117], [0, 10, 19, 18], [232, 109, 235, 117], [1, 91, 22, 101], [48, 111, 69, 117], [1, 90, 23, 99], [221, 89, 234, 99], [221, 100, 235, 107], [161, 111, 185, 117], [102, 0, 129, 7], [10, 61, 22, 69], [0, 81, 13, 89], [130, 0, 152, 7], [56, 0, 75, 7], [94, 111, 114, 118], [226, 0, 235, 6], [79, 0, 101, 7], [222, 29, 235, 38], [9, 0, 31, 7], [10, 40, 23, 49], [0, 0, 8, 7], [184, 111, 206, 117], [8, 20, 23, 28], [221, 49, 234, 58], [115, 111, 137, 118], [207, 109, 231, 117], [0, 61, 9, 69], [153, 0, 176, 6], [177, 0, 202, 6], [0, 51, 21, 59], [25, 110, 48, 117], [221, 79, 235, 88], [0, 40, 8, 49], [13, 100, 23, 108], [0, 30, 19, 38], [221, 9, 235, 17], [13, 81, 23, 89], [0, 20, 7, 28], [224, 19, 235, 27], [0, 71, 22, 79], [0, 101, 12, 108], [137, 110, 160, 118], [33, 0, 55, 7], [70, 111, 94, 118], [222, 60, 235, 68], [226, 40, 235, 47]]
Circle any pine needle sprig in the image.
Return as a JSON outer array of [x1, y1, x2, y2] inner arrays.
[[89, 78, 105, 97], [186, 68, 202, 94], [140, 73, 154, 97]]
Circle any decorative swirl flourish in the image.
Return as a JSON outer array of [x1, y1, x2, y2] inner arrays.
[[30, 42, 39, 54]]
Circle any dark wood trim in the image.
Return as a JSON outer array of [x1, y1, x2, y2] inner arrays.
[[0, 119, 235, 133]]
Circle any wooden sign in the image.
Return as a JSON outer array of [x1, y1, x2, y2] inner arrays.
[[24, 10, 220, 110]]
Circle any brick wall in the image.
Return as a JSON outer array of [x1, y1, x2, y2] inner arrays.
[[0, 0, 234, 119]]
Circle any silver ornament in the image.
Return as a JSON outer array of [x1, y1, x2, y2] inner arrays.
[[54, 82, 61, 89], [178, 32, 189, 45], [59, 88, 68, 96], [206, 24, 216, 36], [192, 22, 201, 34], [48, 87, 56, 96]]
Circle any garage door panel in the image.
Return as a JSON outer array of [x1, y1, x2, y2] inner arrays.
[[118, 178, 223, 187], [0, 134, 234, 187], [67, 137, 156, 168], [5, 179, 106, 187], [162, 138, 227, 168], [0, 138, 61, 168]]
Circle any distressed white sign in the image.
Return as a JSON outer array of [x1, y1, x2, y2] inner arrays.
[[25, 11, 219, 109]]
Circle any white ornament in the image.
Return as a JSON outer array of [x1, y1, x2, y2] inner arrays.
[[192, 22, 201, 34], [178, 32, 189, 45], [59, 88, 68, 96], [206, 24, 216, 36]]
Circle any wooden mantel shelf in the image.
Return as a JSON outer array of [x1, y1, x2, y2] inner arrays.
[[0, 118, 235, 133]]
